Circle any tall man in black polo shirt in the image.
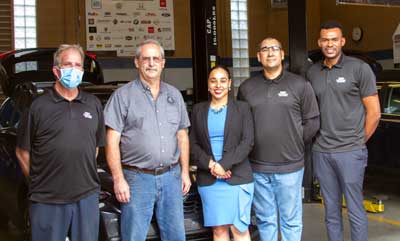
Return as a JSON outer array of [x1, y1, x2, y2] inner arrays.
[[307, 21, 381, 241], [16, 44, 106, 241], [238, 37, 320, 241]]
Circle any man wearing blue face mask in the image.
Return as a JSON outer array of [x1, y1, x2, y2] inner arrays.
[[16, 44, 106, 241]]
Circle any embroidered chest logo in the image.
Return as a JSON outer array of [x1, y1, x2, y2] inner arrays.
[[277, 91, 288, 97], [83, 112, 93, 119], [336, 77, 346, 83]]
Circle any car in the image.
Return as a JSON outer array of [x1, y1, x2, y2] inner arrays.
[[367, 70, 400, 169], [0, 48, 259, 241]]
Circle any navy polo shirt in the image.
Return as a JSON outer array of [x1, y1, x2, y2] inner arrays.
[[104, 79, 190, 169], [238, 70, 319, 173], [306, 54, 377, 152], [17, 88, 106, 204]]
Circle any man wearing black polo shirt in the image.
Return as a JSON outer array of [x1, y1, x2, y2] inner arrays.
[[238, 37, 320, 241], [16, 44, 106, 241], [307, 21, 381, 241]]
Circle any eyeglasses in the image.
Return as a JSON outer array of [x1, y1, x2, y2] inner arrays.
[[140, 56, 163, 64], [259, 45, 281, 53]]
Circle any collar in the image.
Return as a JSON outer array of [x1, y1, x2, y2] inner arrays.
[[49, 87, 85, 103], [321, 53, 345, 70], [263, 69, 284, 84], [135, 79, 166, 94]]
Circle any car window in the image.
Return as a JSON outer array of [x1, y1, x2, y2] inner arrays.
[[384, 84, 400, 114], [0, 98, 19, 128]]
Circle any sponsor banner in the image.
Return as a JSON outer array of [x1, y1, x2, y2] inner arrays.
[[85, 0, 175, 55]]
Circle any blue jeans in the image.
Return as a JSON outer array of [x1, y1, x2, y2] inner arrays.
[[313, 149, 368, 241], [253, 168, 304, 241], [121, 165, 185, 241], [30, 191, 99, 241]]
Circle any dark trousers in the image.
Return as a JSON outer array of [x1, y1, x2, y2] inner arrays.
[[313, 149, 368, 241], [30, 192, 99, 241]]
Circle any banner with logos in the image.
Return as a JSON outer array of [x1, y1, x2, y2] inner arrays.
[[85, 0, 175, 56]]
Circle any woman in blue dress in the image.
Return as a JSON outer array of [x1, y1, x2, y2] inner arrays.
[[190, 66, 254, 241]]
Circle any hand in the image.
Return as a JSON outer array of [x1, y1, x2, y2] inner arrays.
[[181, 172, 192, 195], [114, 178, 130, 203], [208, 159, 216, 169], [212, 163, 227, 176], [212, 169, 232, 179]]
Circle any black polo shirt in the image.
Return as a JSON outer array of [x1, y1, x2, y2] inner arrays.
[[17, 88, 106, 204], [238, 70, 319, 173], [306, 54, 377, 152]]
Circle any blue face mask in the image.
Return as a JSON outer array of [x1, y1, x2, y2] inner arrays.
[[59, 67, 83, 89]]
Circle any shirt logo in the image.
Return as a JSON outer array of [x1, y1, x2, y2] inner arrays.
[[83, 112, 93, 119], [336, 77, 346, 83], [278, 91, 288, 97]]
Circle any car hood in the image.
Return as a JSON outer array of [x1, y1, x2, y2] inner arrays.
[[0, 48, 104, 97]]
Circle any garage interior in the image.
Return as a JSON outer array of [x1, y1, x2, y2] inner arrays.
[[0, 0, 400, 240]]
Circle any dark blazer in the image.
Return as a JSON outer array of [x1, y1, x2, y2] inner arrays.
[[190, 99, 254, 186]]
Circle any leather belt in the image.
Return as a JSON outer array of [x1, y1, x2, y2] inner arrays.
[[122, 162, 179, 176]]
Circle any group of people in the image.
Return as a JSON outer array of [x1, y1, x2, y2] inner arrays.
[[15, 20, 380, 241]]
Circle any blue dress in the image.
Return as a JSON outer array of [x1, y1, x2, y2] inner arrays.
[[198, 106, 254, 233]]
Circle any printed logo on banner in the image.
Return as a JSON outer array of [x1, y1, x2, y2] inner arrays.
[[97, 19, 111, 24], [146, 12, 157, 17], [132, 12, 141, 17], [114, 44, 122, 48], [128, 28, 135, 32], [133, 19, 139, 25], [96, 35, 102, 41], [88, 19, 95, 25], [105, 44, 112, 48], [89, 27, 97, 33], [88, 12, 99, 16], [113, 19, 118, 25], [138, 27, 145, 32], [120, 20, 132, 24], [116, 12, 128, 16], [148, 26, 155, 33], [125, 36, 133, 40], [161, 12, 170, 17], [160, 0, 166, 7], [104, 36, 111, 40], [136, 3, 145, 10], [141, 20, 151, 24], [88, 44, 95, 48], [89, 36, 94, 41], [158, 27, 171, 32], [96, 44, 103, 48], [153, 20, 160, 25], [104, 12, 112, 17], [91, 0, 102, 9], [115, 2, 123, 9]]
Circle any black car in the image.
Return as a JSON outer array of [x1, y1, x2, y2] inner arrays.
[[0, 48, 259, 241], [367, 70, 400, 169]]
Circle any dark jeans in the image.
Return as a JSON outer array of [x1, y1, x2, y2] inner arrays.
[[30, 191, 99, 241]]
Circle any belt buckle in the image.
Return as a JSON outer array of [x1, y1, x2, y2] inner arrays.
[[154, 166, 166, 175]]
